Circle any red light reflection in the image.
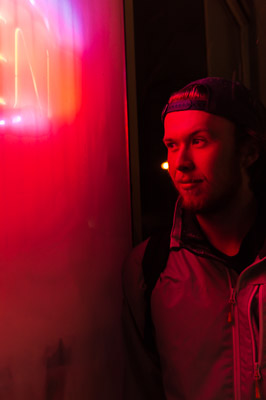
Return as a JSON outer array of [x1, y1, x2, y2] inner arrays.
[[0, 0, 83, 132], [0, 0, 131, 397]]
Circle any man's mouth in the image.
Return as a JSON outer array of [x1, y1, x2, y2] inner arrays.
[[177, 179, 203, 189]]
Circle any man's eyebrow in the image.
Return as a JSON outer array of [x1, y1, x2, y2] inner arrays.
[[163, 129, 212, 143], [163, 137, 173, 144]]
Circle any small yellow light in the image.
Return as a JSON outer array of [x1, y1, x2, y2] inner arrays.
[[0, 98, 6, 105], [161, 161, 169, 170]]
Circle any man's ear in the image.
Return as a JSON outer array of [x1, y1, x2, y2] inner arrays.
[[241, 138, 259, 168]]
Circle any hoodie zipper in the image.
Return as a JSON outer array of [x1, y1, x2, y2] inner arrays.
[[254, 362, 261, 399], [228, 286, 236, 323], [226, 269, 240, 400], [226, 258, 266, 400], [248, 285, 262, 399]]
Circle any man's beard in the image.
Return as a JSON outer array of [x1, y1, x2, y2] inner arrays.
[[178, 178, 243, 216]]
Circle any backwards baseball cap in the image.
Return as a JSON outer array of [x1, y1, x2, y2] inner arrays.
[[162, 77, 266, 133]]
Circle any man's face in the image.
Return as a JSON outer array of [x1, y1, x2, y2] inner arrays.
[[163, 110, 248, 213]]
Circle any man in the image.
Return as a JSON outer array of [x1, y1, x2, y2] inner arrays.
[[122, 77, 266, 400]]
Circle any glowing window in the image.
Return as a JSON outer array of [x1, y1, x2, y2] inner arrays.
[[0, 0, 83, 132]]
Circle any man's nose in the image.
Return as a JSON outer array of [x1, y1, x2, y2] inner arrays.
[[174, 146, 195, 172]]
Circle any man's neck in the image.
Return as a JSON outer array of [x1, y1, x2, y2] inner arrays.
[[195, 193, 258, 257]]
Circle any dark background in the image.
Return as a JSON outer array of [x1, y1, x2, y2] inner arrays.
[[133, 0, 207, 238]]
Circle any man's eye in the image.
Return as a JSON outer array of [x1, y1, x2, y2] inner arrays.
[[192, 137, 207, 147], [165, 142, 178, 150]]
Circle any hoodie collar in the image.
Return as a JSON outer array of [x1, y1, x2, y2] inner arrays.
[[170, 197, 266, 262]]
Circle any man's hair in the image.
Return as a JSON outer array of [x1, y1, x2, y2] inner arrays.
[[167, 83, 266, 200]]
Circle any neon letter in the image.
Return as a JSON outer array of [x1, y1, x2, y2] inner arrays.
[[14, 27, 42, 110], [0, 16, 7, 106]]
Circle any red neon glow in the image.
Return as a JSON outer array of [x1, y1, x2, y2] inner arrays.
[[0, 0, 131, 397], [0, 0, 83, 132]]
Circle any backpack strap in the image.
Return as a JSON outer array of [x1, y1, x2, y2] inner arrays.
[[142, 230, 171, 354]]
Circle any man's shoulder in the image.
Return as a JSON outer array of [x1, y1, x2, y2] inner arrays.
[[122, 239, 150, 334], [122, 238, 149, 295], [123, 228, 172, 299], [124, 239, 150, 269]]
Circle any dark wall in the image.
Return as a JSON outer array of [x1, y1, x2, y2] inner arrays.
[[133, 0, 208, 238]]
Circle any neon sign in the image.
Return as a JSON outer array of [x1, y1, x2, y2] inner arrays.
[[0, 0, 82, 131]]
